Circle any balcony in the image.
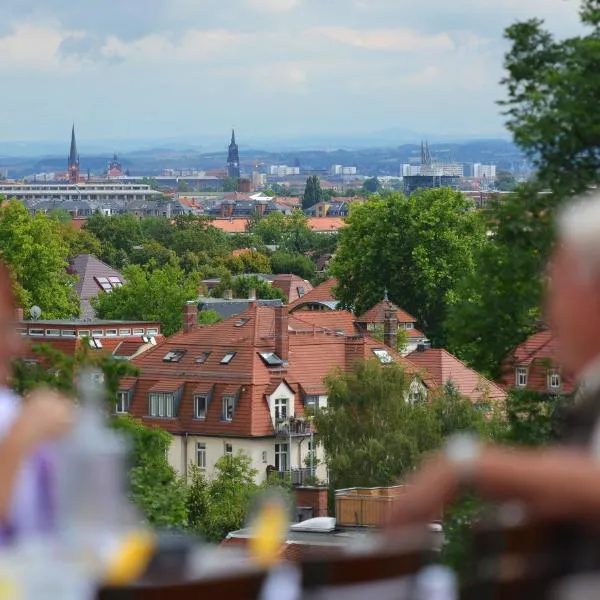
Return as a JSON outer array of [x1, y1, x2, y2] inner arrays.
[[275, 467, 318, 486], [275, 416, 314, 437]]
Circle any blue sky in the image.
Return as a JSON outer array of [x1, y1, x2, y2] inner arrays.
[[0, 0, 583, 142]]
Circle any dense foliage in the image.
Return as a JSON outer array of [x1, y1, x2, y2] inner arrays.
[[331, 189, 487, 345]]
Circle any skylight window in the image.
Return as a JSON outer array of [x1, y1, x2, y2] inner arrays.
[[163, 349, 186, 363], [297, 286, 306, 297], [196, 352, 211, 364], [234, 317, 250, 327], [109, 276, 123, 287], [372, 349, 395, 364], [259, 352, 284, 367], [220, 352, 237, 365], [89, 338, 103, 349], [95, 276, 113, 292]]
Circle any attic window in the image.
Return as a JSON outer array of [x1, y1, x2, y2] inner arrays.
[[405, 323, 414, 330], [221, 352, 237, 365], [234, 317, 250, 327], [163, 349, 186, 363], [259, 352, 284, 367], [372, 348, 395, 364], [196, 352, 211, 364], [297, 286, 306, 297]]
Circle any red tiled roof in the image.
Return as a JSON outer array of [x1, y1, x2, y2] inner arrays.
[[293, 311, 357, 335], [358, 299, 416, 325], [113, 341, 144, 358], [149, 380, 182, 393], [289, 278, 338, 310], [210, 219, 249, 234], [271, 274, 313, 304], [126, 305, 437, 438], [308, 217, 345, 232], [407, 348, 507, 403], [500, 330, 576, 394]]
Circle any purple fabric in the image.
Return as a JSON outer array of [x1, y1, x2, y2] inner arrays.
[[0, 447, 55, 545]]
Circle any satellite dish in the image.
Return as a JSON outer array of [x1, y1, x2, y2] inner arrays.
[[30, 306, 42, 320]]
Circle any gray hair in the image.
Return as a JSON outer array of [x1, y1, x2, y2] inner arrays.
[[558, 191, 600, 278]]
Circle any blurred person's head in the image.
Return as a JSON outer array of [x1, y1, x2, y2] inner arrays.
[[0, 261, 24, 386], [547, 193, 600, 375]]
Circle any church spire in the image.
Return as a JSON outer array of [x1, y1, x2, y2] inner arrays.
[[231, 128, 236, 145], [68, 124, 80, 184], [227, 128, 240, 179]]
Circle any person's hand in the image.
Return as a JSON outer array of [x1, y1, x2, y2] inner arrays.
[[16, 388, 74, 448], [388, 455, 459, 530]]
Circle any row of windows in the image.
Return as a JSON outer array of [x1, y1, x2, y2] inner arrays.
[[22, 327, 159, 339], [117, 393, 317, 422], [195, 442, 302, 471], [515, 367, 561, 390]]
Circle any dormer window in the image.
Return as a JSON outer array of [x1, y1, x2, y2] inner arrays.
[[405, 323, 414, 330], [516, 367, 528, 388]]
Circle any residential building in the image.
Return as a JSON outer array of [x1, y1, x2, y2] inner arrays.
[[121, 302, 431, 483], [473, 164, 497, 180], [407, 347, 507, 405], [271, 275, 313, 304], [500, 330, 575, 396], [329, 166, 357, 176], [270, 165, 300, 177], [69, 254, 126, 319], [227, 129, 240, 179], [355, 294, 429, 355], [19, 318, 164, 366], [401, 164, 422, 177], [289, 278, 341, 313]]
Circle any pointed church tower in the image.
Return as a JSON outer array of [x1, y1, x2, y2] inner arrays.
[[68, 124, 80, 184], [227, 128, 240, 179]]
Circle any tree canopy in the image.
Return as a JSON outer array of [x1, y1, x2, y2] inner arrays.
[[302, 176, 323, 210], [0, 200, 80, 318], [92, 262, 199, 335], [331, 189, 487, 345]]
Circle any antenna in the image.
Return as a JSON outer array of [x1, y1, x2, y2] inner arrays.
[[30, 305, 42, 320]]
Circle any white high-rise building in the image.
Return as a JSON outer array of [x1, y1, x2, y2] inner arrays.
[[473, 164, 497, 179], [401, 164, 422, 176], [330, 165, 357, 176], [269, 165, 300, 177]]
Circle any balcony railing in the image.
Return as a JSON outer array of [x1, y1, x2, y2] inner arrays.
[[275, 467, 318, 486], [275, 417, 314, 437]]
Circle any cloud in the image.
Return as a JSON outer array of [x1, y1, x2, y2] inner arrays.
[[245, 0, 300, 12], [313, 27, 455, 52], [0, 24, 67, 71]]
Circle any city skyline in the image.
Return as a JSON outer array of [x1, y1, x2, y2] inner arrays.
[[0, 0, 582, 142]]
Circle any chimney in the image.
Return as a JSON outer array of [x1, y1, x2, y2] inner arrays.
[[294, 487, 329, 519], [14, 307, 24, 322], [274, 306, 289, 362], [249, 288, 256, 301], [224, 289, 233, 301], [383, 307, 398, 350], [183, 301, 198, 334]]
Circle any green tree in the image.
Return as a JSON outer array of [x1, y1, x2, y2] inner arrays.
[[302, 175, 323, 210], [92, 262, 199, 335], [222, 176, 239, 192], [0, 200, 79, 318], [444, 184, 554, 377], [500, 1, 600, 198], [362, 177, 381, 194], [112, 417, 188, 529], [316, 360, 441, 488], [140, 177, 161, 191], [187, 453, 258, 542], [197, 309, 223, 326], [495, 170, 517, 192], [331, 190, 486, 345], [223, 250, 272, 275], [177, 180, 190, 193], [130, 242, 178, 269], [83, 213, 145, 268], [212, 275, 285, 301], [270, 250, 314, 280]]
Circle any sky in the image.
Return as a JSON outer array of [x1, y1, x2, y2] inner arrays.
[[0, 0, 584, 143]]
